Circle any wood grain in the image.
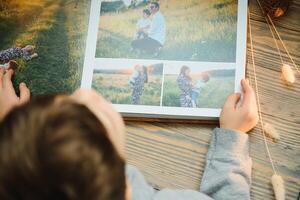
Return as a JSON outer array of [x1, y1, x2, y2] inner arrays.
[[125, 0, 300, 199]]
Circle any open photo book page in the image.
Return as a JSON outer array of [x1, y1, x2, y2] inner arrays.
[[0, 0, 247, 120], [0, 0, 91, 94], [81, 0, 248, 120]]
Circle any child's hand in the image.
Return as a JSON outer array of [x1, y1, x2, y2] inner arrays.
[[0, 69, 30, 120], [220, 79, 258, 133]]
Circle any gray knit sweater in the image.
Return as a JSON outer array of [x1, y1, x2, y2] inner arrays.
[[126, 128, 252, 200]]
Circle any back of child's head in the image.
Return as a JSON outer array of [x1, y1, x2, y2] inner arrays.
[[134, 64, 141, 71], [0, 96, 126, 200], [202, 73, 210, 82], [143, 9, 151, 16]]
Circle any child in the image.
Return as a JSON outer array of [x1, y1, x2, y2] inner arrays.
[[0, 60, 19, 71], [0, 45, 38, 63], [191, 73, 210, 108], [0, 68, 258, 200], [134, 9, 152, 39]]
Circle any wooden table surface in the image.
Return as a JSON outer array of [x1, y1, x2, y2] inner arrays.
[[125, 0, 300, 199]]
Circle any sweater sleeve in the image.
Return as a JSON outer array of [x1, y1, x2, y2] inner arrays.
[[126, 164, 213, 200], [200, 128, 252, 200], [126, 128, 252, 200], [126, 165, 155, 200]]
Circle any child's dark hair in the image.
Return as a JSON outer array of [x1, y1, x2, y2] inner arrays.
[[143, 9, 151, 16], [150, 2, 160, 10], [0, 95, 126, 200], [180, 65, 192, 80]]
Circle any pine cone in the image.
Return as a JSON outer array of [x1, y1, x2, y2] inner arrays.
[[261, 0, 290, 18]]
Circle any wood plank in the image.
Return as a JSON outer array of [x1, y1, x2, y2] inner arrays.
[[125, 0, 300, 199]]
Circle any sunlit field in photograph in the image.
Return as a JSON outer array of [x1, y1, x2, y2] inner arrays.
[[163, 71, 235, 108], [0, 0, 89, 94], [96, 0, 238, 62], [92, 73, 162, 106]]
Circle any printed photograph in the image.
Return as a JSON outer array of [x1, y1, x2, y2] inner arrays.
[[92, 60, 163, 106], [0, 0, 90, 94], [96, 0, 238, 62], [162, 63, 235, 108]]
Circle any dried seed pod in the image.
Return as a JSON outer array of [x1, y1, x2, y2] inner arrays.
[[271, 174, 285, 200], [281, 64, 296, 84], [261, 0, 290, 18], [263, 123, 280, 141]]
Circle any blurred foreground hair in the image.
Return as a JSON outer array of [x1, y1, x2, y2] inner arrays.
[[0, 95, 126, 200]]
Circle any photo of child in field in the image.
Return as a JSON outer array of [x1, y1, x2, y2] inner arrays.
[[163, 64, 235, 108], [0, 0, 90, 94], [96, 0, 238, 62], [0, 45, 38, 63], [92, 61, 163, 106]]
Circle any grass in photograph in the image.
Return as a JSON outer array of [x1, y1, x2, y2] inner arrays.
[[92, 73, 162, 106], [96, 0, 237, 62], [163, 75, 234, 108], [0, 0, 90, 94]]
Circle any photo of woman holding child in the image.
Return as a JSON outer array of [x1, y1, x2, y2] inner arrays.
[[92, 60, 234, 109], [177, 66, 212, 108], [164, 64, 234, 109], [92, 61, 163, 106], [129, 65, 148, 105]]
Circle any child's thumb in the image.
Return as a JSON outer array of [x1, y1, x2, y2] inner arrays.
[[19, 82, 30, 104], [223, 93, 241, 110]]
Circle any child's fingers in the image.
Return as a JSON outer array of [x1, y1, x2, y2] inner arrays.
[[0, 68, 4, 88], [223, 93, 241, 110], [3, 69, 14, 88], [241, 79, 255, 108], [19, 82, 30, 104]]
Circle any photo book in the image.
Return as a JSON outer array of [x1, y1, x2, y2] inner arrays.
[[0, 0, 248, 120]]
